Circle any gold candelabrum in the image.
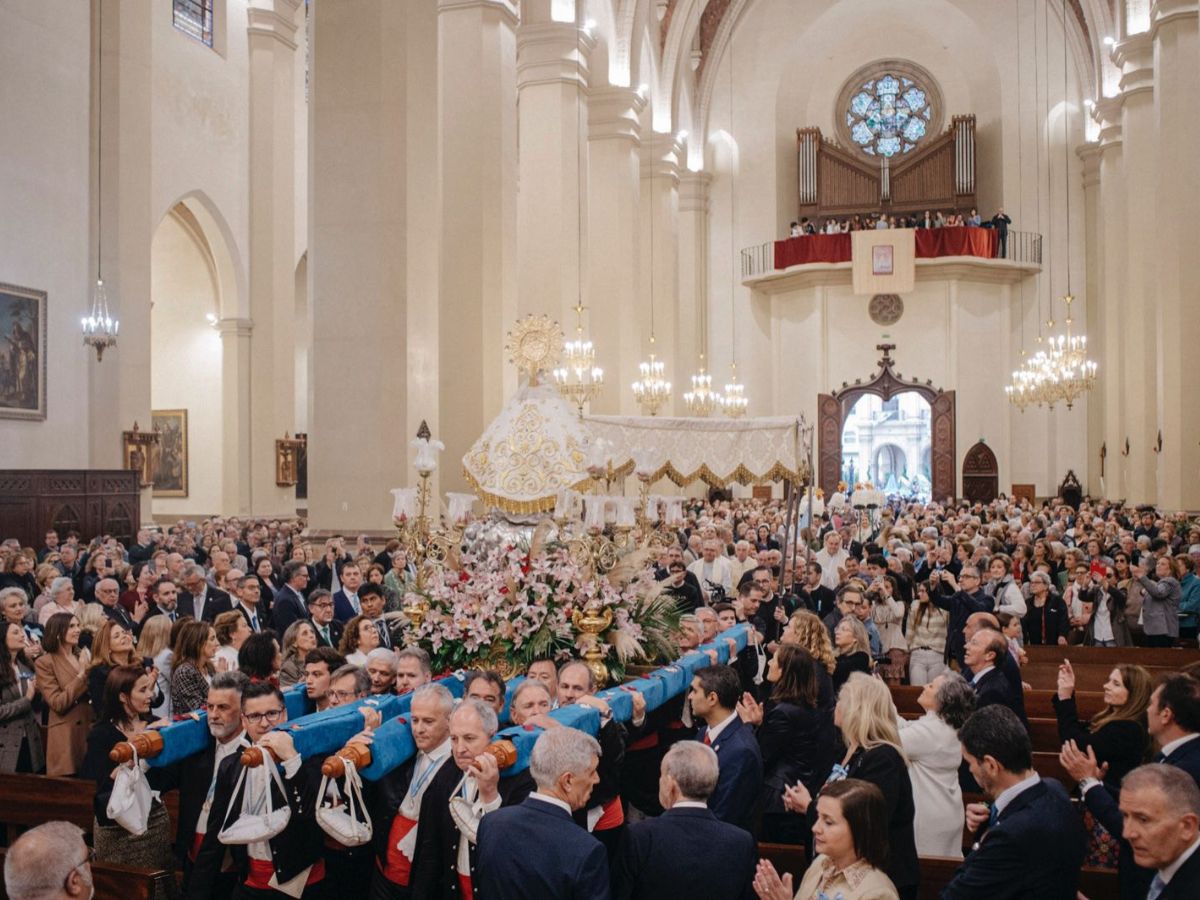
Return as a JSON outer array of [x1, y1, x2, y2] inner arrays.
[[571, 606, 614, 688], [392, 422, 466, 628]]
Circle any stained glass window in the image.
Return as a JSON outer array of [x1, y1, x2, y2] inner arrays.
[[844, 72, 933, 157], [173, 0, 214, 48]]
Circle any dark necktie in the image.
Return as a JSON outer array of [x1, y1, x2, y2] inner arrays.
[[377, 620, 391, 648], [320, 625, 330, 645]]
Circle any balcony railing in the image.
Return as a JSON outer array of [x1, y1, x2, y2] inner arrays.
[[740, 228, 1043, 280]]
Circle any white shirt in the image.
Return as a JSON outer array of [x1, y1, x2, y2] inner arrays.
[[196, 731, 248, 836], [992, 772, 1041, 817], [687, 556, 732, 594], [1160, 835, 1200, 884], [671, 800, 708, 810], [1161, 733, 1200, 759], [1092, 592, 1114, 642], [396, 738, 452, 856], [704, 710, 739, 745], [814, 549, 850, 590]]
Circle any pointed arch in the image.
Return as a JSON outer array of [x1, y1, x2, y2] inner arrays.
[[157, 189, 247, 320]]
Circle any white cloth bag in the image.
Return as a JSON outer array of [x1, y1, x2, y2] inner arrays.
[[107, 747, 155, 836], [315, 759, 372, 847], [217, 755, 292, 845]]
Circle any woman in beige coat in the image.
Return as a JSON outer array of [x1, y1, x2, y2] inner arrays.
[[34, 611, 94, 775]]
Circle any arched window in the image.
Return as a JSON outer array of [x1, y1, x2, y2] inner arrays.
[[837, 61, 943, 160]]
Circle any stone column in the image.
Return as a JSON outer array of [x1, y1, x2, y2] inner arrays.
[[1113, 33, 1157, 504], [587, 86, 644, 414], [1093, 98, 1127, 500], [1151, 0, 1200, 508], [638, 133, 682, 417], [516, 2, 593, 325], [217, 318, 253, 514], [438, 0, 518, 486], [88, 0, 153, 520], [1078, 143, 1104, 497], [246, 0, 300, 516], [678, 171, 713, 400], [309, 0, 416, 530]]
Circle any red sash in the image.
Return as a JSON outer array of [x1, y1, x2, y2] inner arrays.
[[458, 872, 473, 898], [379, 813, 419, 886], [626, 733, 659, 752], [595, 796, 625, 830], [246, 858, 325, 891]]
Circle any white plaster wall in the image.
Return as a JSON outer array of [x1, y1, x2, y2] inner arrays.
[[150, 213, 224, 516], [0, 1, 92, 468], [150, 0, 251, 316]]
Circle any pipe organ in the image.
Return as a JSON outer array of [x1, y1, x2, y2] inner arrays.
[[796, 115, 976, 220]]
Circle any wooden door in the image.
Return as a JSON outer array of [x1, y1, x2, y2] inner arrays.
[[961, 440, 999, 504]]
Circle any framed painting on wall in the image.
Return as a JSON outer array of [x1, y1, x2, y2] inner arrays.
[[152, 409, 189, 497], [0, 282, 47, 420]]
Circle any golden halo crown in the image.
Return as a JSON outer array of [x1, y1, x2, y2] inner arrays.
[[505, 315, 563, 382]]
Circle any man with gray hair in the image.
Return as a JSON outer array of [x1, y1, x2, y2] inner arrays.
[[1118, 763, 1200, 897], [476, 727, 609, 899], [365, 647, 398, 695], [178, 560, 233, 623], [613, 741, 756, 899], [4, 821, 93, 900]]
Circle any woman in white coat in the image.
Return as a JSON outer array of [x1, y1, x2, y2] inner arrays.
[[897, 672, 976, 857]]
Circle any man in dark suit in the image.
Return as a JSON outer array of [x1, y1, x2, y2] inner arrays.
[[931, 565, 993, 666], [476, 727, 609, 900], [156, 671, 250, 892], [366, 683, 456, 899], [305, 589, 343, 649], [271, 561, 310, 638], [1118, 764, 1200, 899], [965, 627, 1027, 725], [1062, 673, 1200, 898], [232, 576, 266, 634], [411, 699, 534, 898], [942, 705, 1084, 899], [614, 741, 755, 900], [95, 577, 142, 633], [178, 562, 233, 624], [793, 562, 837, 618], [991, 207, 1012, 257], [688, 665, 763, 832], [186, 682, 326, 900], [332, 563, 364, 624]]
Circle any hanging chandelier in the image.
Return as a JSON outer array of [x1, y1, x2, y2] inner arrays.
[[554, 302, 604, 415], [683, 359, 721, 416], [1040, 294, 1097, 409], [84, 0, 118, 361], [723, 364, 748, 418], [633, 338, 672, 415]]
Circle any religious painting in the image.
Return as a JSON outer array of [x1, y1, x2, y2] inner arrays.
[[0, 282, 47, 420], [872, 244, 894, 275], [152, 409, 189, 497]]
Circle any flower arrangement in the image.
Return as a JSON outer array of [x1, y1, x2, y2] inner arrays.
[[397, 539, 683, 680]]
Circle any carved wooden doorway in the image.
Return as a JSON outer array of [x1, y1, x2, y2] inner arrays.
[[961, 441, 999, 503], [817, 344, 957, 502]]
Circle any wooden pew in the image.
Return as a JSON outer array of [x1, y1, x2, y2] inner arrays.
[[902, 711, 1063, 752], [917, 855, 1120, 900], [1025, 644, 1200, 668], [0, 848, 170, 900], [0, 772, 180, 845], [891, 684, 1106, 720]]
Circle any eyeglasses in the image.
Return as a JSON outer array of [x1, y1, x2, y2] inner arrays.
[[243, 708, 285, 725], [310, 601, 333, 609], [65, 847, 95, 886], [961, 573, 980, 579], [328, 690, 360, 702]]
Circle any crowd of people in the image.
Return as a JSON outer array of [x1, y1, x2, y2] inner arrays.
[[788, 208, 1009, 235], [0, 495, 1198, 899]]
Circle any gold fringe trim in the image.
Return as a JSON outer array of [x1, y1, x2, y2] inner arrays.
[[608, 459, 807, 488], [462, 468, 595, 515]]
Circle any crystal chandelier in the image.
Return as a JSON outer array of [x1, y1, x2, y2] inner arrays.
[[723, 364, 748, 418], [684, 358, 721, 416], [84, 0, 118, 362], [633, 337, 672, 416], [1040, 294, 1098, 410], [554, 302, 604, 415]]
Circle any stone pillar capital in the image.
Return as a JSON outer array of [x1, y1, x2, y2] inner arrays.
[[588, 86, 645, 143], [216, 317, 254, 338], [438, 0, 519, 26], [1152, 0, 1200, 31], [1114, 32, 1155, 98], [246, 0, 301, 49], [1093, 96, 1124, 150], [516, 22, 595, 90], [678, 171, 713, 213], [641, 134, 683, 184]]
